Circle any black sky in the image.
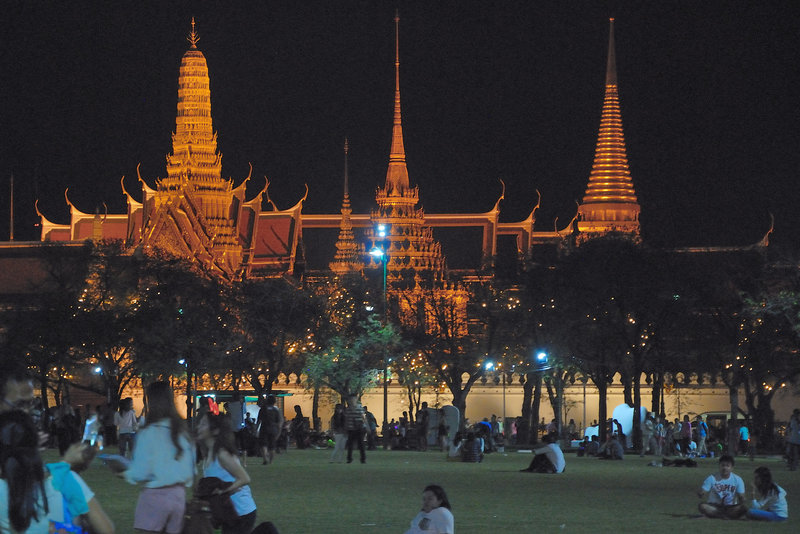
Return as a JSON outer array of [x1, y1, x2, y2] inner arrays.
[[2, 1, 798, 248]]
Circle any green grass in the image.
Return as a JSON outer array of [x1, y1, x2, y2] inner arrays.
[[51, 448, 798, 533]]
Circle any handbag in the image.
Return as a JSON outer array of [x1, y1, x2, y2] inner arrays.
[[182, 498, 214, 534]]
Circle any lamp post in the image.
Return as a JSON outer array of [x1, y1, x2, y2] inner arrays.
[[369, 224, 389, 448]]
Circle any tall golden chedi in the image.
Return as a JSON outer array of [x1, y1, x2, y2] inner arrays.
[[366, 13, 446, 291], [577, 18, 641, 241], [142, 19, 243, 276], [329, 139, 364, 274]]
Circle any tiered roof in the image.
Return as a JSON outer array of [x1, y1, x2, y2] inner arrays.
[[367, 12, 447, 290], [577, 18, 641, 240]]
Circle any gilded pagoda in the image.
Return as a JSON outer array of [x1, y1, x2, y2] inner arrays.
[[38, 18, 661, 286]]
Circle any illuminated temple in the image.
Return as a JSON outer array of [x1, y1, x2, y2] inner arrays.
[[38, 18, 647, 284]]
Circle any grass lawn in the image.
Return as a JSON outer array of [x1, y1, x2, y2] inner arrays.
[[54, 448, 798, 533]]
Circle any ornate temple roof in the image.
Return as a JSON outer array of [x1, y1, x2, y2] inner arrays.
[[368, 12, 447, 290]]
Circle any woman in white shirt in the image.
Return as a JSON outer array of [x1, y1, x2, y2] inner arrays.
[[405, 485, 454, 534], [747, 466, 788, 521], [0, 411, 113, 534], [120, 381, 195, 534]]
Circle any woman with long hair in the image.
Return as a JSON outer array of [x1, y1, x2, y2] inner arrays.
[[197, 412, 257, 534], [404, 484, 454, 534], [114, 397, 139, 458], [0, 410, 114, 533], [121, 381, 195, 534], [747, 466, 788, 521], [329, 403, 347, 463]]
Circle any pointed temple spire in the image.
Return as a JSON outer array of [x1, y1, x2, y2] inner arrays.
[[166, 18, 222, 188], [145, 19, 241, 276], [330, 138, 364, 274], [384, 10, 410, 194], [577, 18, 641, 241], [370, 12, 447, 291]]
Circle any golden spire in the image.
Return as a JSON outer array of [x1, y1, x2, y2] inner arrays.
[[577, 18, 640, 238], [384, 9, 410, 194], [330, 138, 363, 274], [343, 137, 349, 197], [370, 12, 445, 290], [188, 17, 199, 48]]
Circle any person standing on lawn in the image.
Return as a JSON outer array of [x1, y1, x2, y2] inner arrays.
[[697, 454, 746, 519], [416, 402, 430, 451], [329, 403, 347, 463], [787, 409, 800, 471], [363, 405, 378, 450], [120, 381, 195, 534], [256, 395, 283, 465], [344, 394, 367, 464], [695, 415, 709, 457]]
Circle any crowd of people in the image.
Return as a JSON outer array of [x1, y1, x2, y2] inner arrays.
[[1, 356, 795, 532]]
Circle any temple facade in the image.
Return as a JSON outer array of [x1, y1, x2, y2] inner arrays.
[[38, 18, 644, 282], [38, 20, 303, 280]]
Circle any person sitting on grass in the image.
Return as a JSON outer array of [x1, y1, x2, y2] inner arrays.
[[597, 434, 624, 460], [697, 454, 746, 519], [746, 466, 788, 522], [520, 433, 565, 473], [404, 484, 453, 534], [460, 431, 483, 463]]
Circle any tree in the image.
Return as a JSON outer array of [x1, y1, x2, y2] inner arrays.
[[67, 242, 142, 406], [3, 243, 91, 408], [234, 279, 319, 398], [554, 236, 677, 449], [305, 317, 395, 399], [402, 282, 507, 428], [132, 252, 231, 419], [735, 290, 800, 449], [394, 349, 436, 421]]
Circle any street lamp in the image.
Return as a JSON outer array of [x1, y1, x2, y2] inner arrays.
[[369, 223, 390, 448]]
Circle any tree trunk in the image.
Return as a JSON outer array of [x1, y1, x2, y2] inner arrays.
[[38, 367, 49, 411], [597, 380, 608, 443], [633, 371, 642, 452], [650, 372, 662, 415], [519, 373, 534, 444], [545, 376, 564, 439], [621, 370, 633, 406], [749, 390, 775, 452], [531, 374, 542, 445], [312, 385, 320, 431], [451, 389, 467, 430], [728, 385, 739, 456]]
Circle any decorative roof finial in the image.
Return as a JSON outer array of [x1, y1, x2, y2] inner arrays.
[[343, 138, 350, 197], [188, 17, 200, 48], [384, 9, 409, 191], [606, 18, 617, 86]]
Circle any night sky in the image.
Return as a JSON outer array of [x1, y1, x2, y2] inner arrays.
[[2, 2, 798, 250]]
